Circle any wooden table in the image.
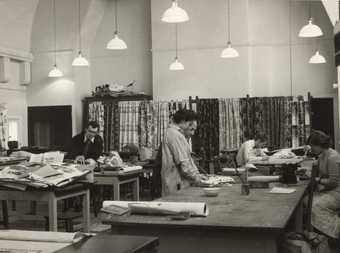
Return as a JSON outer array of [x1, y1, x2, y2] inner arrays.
[[54, 234, 159, 253], [0, 183, 91, 232], [94, 169, 142, 201], [0, 234, 159, 253], [102, 182, 309, 253]]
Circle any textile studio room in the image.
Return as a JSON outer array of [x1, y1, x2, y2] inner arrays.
[[0, 0, 340, 252]]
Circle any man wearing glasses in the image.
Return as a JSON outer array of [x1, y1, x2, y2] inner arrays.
[[65, 121, 103, 164]]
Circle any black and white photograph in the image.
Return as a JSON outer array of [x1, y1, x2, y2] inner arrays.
[[0, 0, 339, 252]]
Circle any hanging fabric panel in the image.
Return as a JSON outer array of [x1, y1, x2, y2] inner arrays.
[[194, 99, 220, 160], [118, 101, 141, 150], [0, 105, 8, 150], [219, 98, 242, 150]]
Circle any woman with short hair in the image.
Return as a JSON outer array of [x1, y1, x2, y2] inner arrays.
[[308, 130, 340, 239]]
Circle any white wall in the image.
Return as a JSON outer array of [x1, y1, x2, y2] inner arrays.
[[151, 0, 336, 100], [0, 0, 39, 146], [0, 61, 28, 146], [90, 0, 152, 94], [29, 0, 152, 134]]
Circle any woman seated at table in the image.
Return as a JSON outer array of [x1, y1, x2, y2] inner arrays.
[[307, 130, 340, 240], [236, 132, 268, 167]]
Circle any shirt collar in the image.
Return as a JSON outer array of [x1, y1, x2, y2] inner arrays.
[[84, 135, 95, 143], [170, 124, 184, 134]]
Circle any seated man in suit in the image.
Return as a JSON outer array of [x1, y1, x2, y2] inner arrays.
[[65, 121, 103, 164]]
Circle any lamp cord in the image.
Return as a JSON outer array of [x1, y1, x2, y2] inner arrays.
[[309, 0, 312, 19], [115, 0, 118, 34], [78, 0, 81, 51], [175, 24, 178, 58], [53, 0, 57, 66], [289, 0, 293, 96], [227, 0, 231, 43]]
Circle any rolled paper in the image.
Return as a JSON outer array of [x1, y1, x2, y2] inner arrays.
[[247, 175, 280, 183], [0, 230, 85, 243], [103, 201, 209, 217]]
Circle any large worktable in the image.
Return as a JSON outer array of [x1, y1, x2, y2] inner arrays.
[[102, 182, 309, 253]]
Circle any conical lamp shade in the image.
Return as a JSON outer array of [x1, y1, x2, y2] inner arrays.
[[48, 65, 63, 77], [299, 18, 323, 38], [309, 51, 326, 64], [107, 33, 127, 50], [221, 43, 239, 58], [169, 58, 184, 70], [72, 52, 89, 66], [161, 1, 189, 23]]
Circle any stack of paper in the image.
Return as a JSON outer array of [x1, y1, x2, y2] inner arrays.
[[29, 152, 65, 165]]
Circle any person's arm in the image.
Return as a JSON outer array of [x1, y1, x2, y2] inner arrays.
[[166, 135, 201, 184], [318, 157, 340, 190]]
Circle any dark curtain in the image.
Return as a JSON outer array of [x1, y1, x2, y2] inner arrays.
[[193, 99, 220, 160], [239, 97, 292, 150]]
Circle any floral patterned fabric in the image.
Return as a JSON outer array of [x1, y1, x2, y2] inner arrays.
[[0, 105, 8, 150], [291, 96, 310, 147], [219, 98, 242, 150], [193, 99, 220, 160], [239, 97, 293, 150]]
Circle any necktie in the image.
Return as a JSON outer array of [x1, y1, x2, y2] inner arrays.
[[83, 139, 91, 158]]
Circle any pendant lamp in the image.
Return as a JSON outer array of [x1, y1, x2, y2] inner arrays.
[[298, 0, 323, 37], [48, 0, 63, 77], [309, 50, 326, 64], [162, 0, 189, 23], [107, 0, 127, 50], [72, 0, 89, 66], [169, 24, 184, 70], [221, 0, 239, 58]]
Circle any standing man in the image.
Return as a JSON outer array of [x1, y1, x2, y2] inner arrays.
[[65, 121, 103, 164], [162, 109, 208, 196]]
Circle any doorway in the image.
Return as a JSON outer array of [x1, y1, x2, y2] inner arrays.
[[311, 98, 335, 147], [28, 106, 72, 149]]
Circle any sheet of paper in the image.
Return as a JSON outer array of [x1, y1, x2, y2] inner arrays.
[[29, 153, 43, 163], [43, 152, 65, 165], [0, 240, 69, 253], [270, 187, 296, 194]]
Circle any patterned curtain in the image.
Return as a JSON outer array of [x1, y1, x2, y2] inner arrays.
[[0, 104, 8, 150], [194, 99, 220, 160], [150, 101, 170, 149], [239, 97, 292, 150], [219, 98, 242, 150], [262, 97, 292, 149], [88, 101, 105, 138], [291, 96, 311, 147], [118, 101, 141, 150]]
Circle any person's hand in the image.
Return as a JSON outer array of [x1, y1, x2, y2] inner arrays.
[[85, 158, 97, 165], [75, 155, 85, 163]]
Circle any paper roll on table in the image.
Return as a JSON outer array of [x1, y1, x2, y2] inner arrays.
[[247, 175, 281, 183], [0, 230, 87, 243], [103, 201, 209, 217]]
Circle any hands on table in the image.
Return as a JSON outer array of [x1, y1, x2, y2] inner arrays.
[[75, 156, 96, 165]]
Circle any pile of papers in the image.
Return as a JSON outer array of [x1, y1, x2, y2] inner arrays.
[[29, 151, 65, 165], [202, 175, 235, 186], [0, 163, 91, 190]]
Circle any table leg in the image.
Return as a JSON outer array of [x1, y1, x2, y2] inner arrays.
[[82, 189, 90, 233], [48, 194, 58, 231], [295, 201, 304, 233], [113, 178, 120, 200], [132, 177, 140, 201], [2, 200, 8, 228]]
